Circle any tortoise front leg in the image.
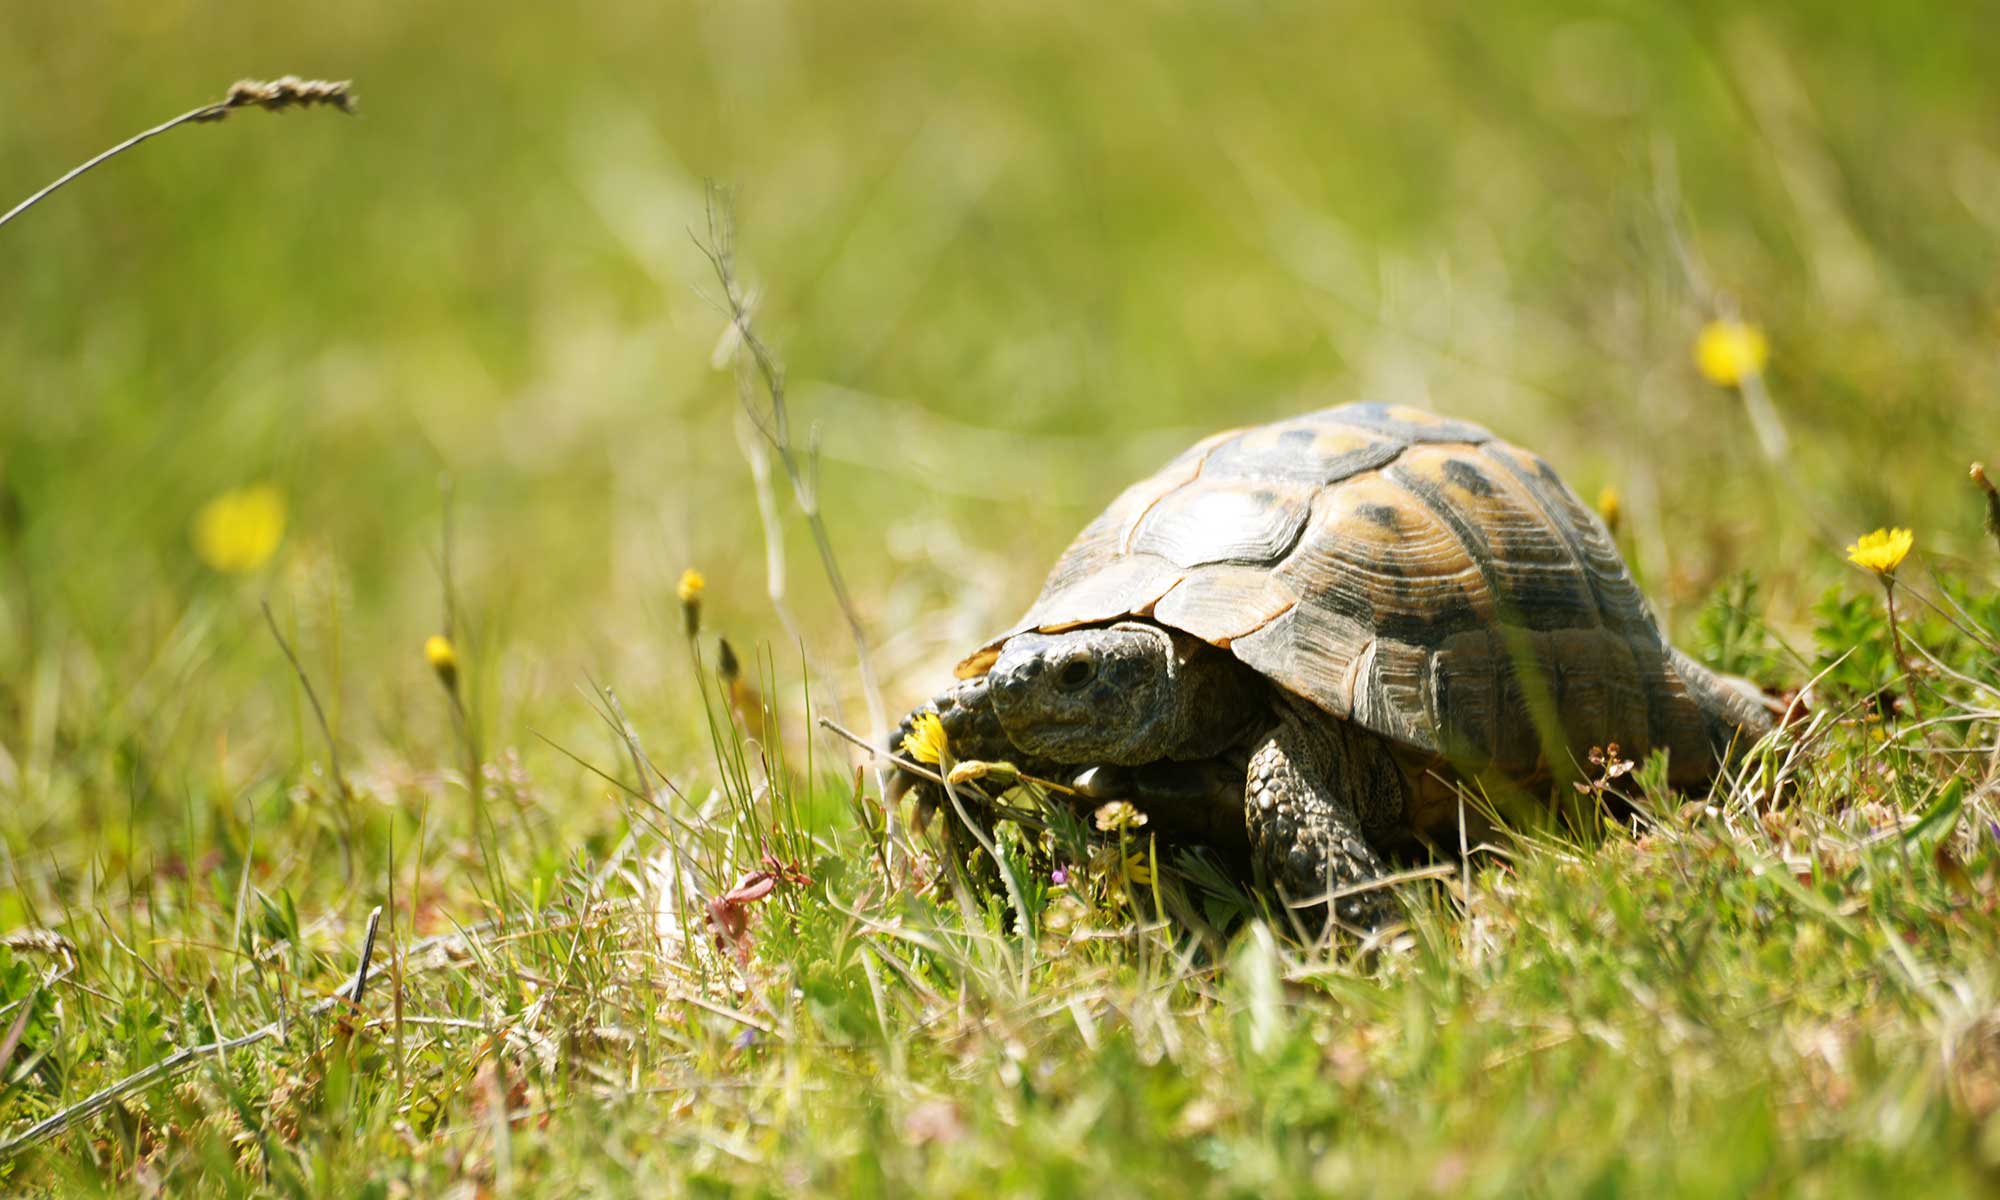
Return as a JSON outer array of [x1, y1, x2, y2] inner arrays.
[[1245, 713, 1407, 930]]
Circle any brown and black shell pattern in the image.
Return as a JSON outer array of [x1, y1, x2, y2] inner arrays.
[[957, 403, 1768, 787]]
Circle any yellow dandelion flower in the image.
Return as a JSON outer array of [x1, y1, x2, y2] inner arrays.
[[1845, 527, 1913, 576], [1693, 320, 1769, 387], [677, 568, 705, 637], [1093, 800, 1147, 833], [901, 711, 948, 766], [191, 484, 285, 574], [1595, 486, 1621, 534], [424, 634, 459, 690]]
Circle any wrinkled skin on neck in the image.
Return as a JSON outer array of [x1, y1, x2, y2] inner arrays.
[[886, 623, 1268, 856], [988, 623, 1264, 764], [890, 622, 1266, 780]]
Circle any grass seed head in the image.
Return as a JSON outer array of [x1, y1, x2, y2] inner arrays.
[[192, 77, 357, 124]]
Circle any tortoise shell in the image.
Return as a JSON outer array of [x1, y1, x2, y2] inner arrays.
[[958, 403, 1748, 783]]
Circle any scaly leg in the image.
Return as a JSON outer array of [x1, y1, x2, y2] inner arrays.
[[1244, 713, 1407, 929]]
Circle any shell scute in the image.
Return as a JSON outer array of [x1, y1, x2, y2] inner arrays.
[[1321, 403, 1496, 446], [1128, 478, 1316, 568], [1229, 601, 1374, 717], [1275, 470, 1494, 642], [1150, 564, 1298, 645], [1383, 443, 1602, 635], [966, 402, 1740, 784], [1200, 417, 1403, 486], [1479, 441, 1655, 636]]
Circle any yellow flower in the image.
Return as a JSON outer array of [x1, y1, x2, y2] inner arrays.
[[425, 634, 459, 690], [901, 711, 948, 766], [191, 484, 285, 573], [1122, 852, 1153, 886], [677, 568, 705, 637], [1845, 527, 1913, 576], [1093, 800, 1147, 833], [1693, 320, 1769, 387], [1595, 486, 1621, 534]]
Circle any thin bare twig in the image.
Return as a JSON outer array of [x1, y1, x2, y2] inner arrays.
[[0, 906, 382, 1160], [0, 77, 354, 235], [816, 717, 943, 787], [348, 906, 383, 1009], [733, 409, 857, 742], [260, 598, 352, 804], [817, 715, 1077, 802], [696, 187, 902, 862]]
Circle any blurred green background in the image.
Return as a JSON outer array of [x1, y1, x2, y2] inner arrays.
[[2, 0, 1997, 878]]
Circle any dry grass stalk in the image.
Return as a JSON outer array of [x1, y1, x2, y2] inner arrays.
[[695, 186, 905, 865], [0, 76, 355, 235], [0, 907, 382, 1160], [260, 598, 356, 880]]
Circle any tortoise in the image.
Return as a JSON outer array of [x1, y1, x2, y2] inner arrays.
[[890, 403, 1774, 926]]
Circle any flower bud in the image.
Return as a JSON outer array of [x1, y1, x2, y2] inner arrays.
[[425, 634, 459, 691], [677, 568, 706, 637]]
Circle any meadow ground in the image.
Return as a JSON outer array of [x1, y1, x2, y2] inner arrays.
[[3, 1, 2000, 1194]]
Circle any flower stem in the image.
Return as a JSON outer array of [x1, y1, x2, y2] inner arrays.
[[0, 78, 354, 235], [1881, 576, 1921, 724]]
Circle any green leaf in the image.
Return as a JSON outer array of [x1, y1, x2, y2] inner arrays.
[[1900, 776, 1966, 847]]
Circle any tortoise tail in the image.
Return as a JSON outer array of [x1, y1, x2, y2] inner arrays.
[[1669, 646, 1778, 764]]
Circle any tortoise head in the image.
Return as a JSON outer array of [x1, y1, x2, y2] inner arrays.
[[988, 622, 1259, 765]]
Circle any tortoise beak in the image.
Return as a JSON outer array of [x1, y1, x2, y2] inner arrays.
[[988, 654, 1038, 710]]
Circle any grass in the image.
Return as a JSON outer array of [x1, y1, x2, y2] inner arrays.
[[3, 0, 2000, 1194]]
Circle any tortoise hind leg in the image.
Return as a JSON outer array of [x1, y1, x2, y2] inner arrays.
[[1245, 713, 1407, 930]]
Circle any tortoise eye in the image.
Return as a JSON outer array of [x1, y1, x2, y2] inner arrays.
[[1054, 657, 1096, 692]]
